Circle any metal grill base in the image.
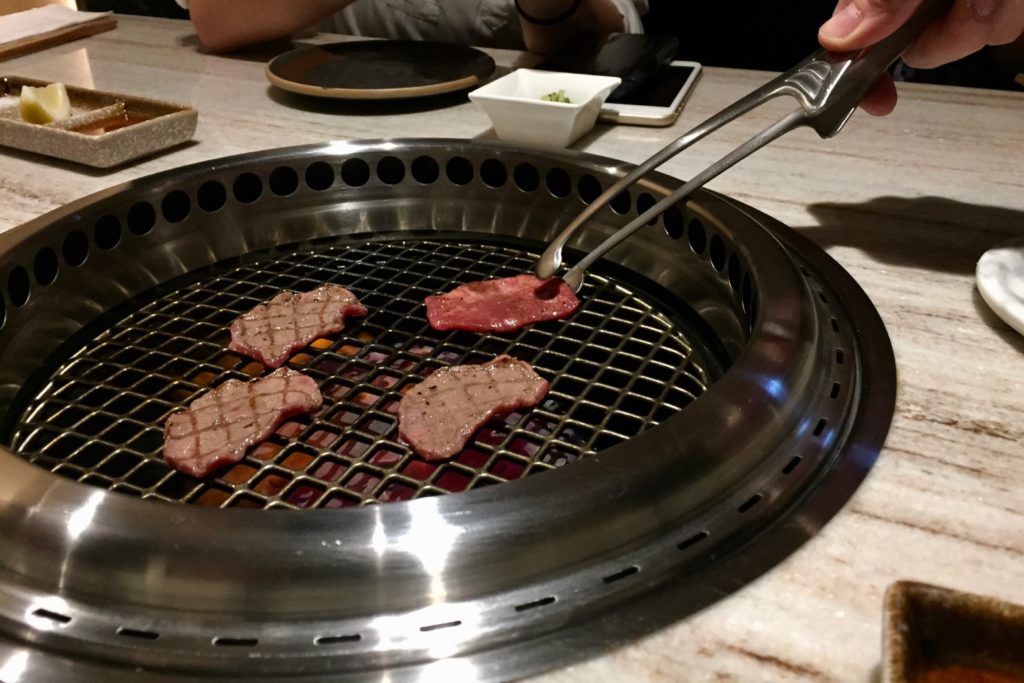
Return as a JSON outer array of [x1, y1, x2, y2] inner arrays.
[[0, 141, 894, 682]]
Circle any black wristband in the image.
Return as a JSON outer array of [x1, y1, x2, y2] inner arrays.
[[514, 0, 585, 25]]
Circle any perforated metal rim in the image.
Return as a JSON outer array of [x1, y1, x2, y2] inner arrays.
[[0, 141, 894, 682]]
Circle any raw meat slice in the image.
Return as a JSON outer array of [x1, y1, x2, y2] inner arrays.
[[425, 274, 579, 333], [230, 285, 367, 368], [164, 368, 322, 478], [398, 355, 548, 461]]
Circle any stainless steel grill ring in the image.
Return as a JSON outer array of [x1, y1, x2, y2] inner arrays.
[[0, 140, 895, 681]]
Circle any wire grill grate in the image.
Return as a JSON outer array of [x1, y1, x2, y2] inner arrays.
[[11, 237, 713, 509]]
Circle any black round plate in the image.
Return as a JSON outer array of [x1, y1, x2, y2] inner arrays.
[[265, 40, 496, 100]]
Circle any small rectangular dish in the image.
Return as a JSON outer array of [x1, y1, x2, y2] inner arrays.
[[884, 580, 1024, 682], [0, 76, 197, 168]]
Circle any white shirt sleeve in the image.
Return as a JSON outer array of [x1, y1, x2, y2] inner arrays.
[[173, 0, 649, 35]]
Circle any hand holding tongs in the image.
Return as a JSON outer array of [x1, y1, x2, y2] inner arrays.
[[535, 0, 951, 291]]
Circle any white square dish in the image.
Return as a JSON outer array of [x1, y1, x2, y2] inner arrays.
[[469, 69, 621, 148]]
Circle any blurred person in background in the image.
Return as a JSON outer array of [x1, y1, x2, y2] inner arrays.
[[84, 0, 1021, 113], [175, 0, 649, 55]]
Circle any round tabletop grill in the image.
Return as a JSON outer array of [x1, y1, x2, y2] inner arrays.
[[0, 140, 894, 681]]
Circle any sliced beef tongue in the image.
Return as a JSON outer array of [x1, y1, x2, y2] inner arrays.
[[230, 284, 367, 368], [425, 274, 579, 334], [398, 355, 549, 461], [164, 368, 322, 478]]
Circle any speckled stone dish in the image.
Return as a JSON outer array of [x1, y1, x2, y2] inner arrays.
[[0, 76, 196, 168], [883, 581, 1024, 682]]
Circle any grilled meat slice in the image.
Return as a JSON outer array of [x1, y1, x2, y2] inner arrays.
[[230, 285, 367, 368], [398, 355, 548, 460], [164, 368, 322, 478], [425, 275, 578, 334]]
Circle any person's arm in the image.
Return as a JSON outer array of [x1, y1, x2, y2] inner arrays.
[[186, 0, 358, 53], [515, 0, 631, 56], [818, 0, 1024, 114]]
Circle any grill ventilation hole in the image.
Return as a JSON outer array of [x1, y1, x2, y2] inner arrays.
[[269, 166, 299, 196], [127, 201, 156, 235], [94, 215, 121, 250], [688, 219, 707, 255], [341, 158, 370, 186], [7, 266, 30, 307], [741, 274, 753, 313], [62, 229, 89, 267], [32, 608, 71, 625], [232, 173, 262, 204], [513, 162, 539, 192], [480, 158, 507, 188], [304, 161, 334, 191], [678, 530, 709, 550], [636, 192, 657, 225], [197, 181, 227, 213], [602, 566, 639, 584], [445, 156, 473, 186], [515, 596, 556, 612], [609, 190, 631, 215], [663, 206, 684, 240], [33, 247, 58, 287], [314, 634, 361, 645], [376, 156, 405, 185], [578, 174, 601, 204], [783, 456, 802, 474], [737, 493, 763, 513], [709, 235, 726, 272], [411, 155, 439, 184], [728, 253, 741, 290], [546, 168, 571, 198], [117, 627, 159, 640], [161, 191, 191, 223], [213, 637, 258, 647], [419, 620, 461, 633]]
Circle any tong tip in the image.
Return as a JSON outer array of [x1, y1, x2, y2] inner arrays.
[[534, 248, 561, 281]]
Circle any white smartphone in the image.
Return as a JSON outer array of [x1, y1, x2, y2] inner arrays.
[[599, 61, 702, 127]]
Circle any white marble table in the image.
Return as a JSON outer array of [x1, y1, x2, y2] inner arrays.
[[2, 15, 1022, 682]]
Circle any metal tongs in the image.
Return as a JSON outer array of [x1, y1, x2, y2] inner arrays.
[[536, 0, 950, 290]]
